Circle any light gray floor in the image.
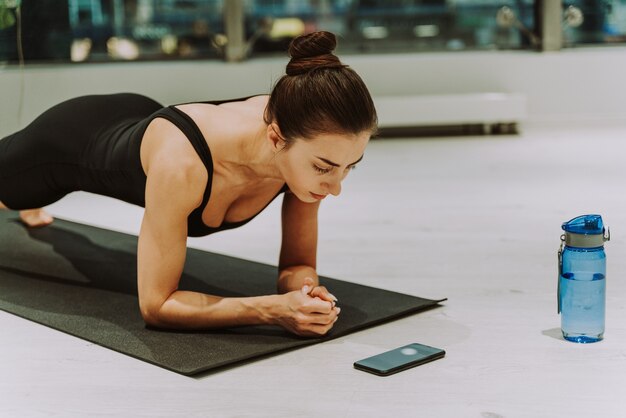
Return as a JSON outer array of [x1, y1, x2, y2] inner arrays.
[[2, 124, 626, 417]]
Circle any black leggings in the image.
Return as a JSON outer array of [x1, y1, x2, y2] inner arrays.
[[0, 93, 162, 210]]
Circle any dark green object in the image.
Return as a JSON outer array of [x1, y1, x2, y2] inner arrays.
[[0, 211, 445, 376], [0, 7, 16, 30]]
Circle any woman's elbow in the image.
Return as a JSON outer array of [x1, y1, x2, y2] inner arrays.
[[139, 299, 165, 328]]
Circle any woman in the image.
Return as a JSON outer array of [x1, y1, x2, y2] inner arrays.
[[0, 31, 378, 337]]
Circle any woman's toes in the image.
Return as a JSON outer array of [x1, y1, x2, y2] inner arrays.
[[19, 209, 54, 227]]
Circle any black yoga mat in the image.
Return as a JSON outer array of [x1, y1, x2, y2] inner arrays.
[[0, 211, 444, 376]]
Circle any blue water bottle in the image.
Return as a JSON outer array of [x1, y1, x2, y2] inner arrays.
[[558, 214, 610, 343]]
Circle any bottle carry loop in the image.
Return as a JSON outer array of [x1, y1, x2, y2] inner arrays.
[[557, 234, 565, 314]]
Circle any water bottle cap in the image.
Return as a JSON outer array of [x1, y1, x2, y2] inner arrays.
[[562, 214, 604, 235], [561, 214, 609, 248]]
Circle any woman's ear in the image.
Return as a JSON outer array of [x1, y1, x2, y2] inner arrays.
[[266, 123, 286, 153]]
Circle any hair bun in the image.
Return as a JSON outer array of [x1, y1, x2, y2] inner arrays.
[[286, 31, 344, 76]]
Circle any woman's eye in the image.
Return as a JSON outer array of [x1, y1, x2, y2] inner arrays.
[[314, 165, 332, 174]]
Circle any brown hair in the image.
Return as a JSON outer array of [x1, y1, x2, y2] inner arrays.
[[264, 31, 377, 144]]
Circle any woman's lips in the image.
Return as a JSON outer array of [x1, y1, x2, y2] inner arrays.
[[310, 192, 327, 200]]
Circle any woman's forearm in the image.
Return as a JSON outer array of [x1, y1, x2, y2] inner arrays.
[[142, 277, 339, 336], [144, 290, 279, 330], [277, 265, 318, 294]]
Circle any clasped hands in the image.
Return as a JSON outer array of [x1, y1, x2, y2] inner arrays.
[[277, 277, 341, 337]]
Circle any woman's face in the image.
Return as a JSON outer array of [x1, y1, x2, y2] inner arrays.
[[274, 130, 371, 203]]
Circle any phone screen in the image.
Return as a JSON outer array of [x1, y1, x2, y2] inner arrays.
[[353, 343, 445, 376]]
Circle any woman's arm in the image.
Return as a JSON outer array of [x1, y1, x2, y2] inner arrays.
[[278, 192, 338, 304], [136, 147, 271, 329], [137, 131, 337, 335], [277, 192, 320, 293]]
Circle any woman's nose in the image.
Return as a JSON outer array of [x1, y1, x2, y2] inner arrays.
[[325, 179, 341, 196]]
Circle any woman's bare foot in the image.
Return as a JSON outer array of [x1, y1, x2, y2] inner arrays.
[[19, 208, 54, 227]]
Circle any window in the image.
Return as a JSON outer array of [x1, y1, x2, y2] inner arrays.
[[0, 0, 624, 65]]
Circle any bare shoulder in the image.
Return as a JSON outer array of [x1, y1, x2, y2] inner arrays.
[[243, 94, 270, 107], [231, 95, 270, 116], [142, 117, 205, 171], [178, 95, 269, 121], [141, 118, 208, 211]]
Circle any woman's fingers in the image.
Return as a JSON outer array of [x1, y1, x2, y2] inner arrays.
[[302, 294, 336, 314], [302, 279, 338, 306], [310, 286, 337, 302], [284, 283, 341, 336], [301, 277, 316, 295], [299, 316, 340, 336], [299, 307, 340, 325]]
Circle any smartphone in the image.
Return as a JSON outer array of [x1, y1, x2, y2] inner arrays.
[[353, 343, 445, 376]]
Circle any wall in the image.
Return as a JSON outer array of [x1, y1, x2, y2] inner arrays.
[[1, 46, 625, 136]]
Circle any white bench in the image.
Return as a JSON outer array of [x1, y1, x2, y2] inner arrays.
[[374, 93, 528, 135]]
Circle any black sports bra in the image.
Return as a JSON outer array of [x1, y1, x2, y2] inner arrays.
[[150, 98, 287, 237]]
